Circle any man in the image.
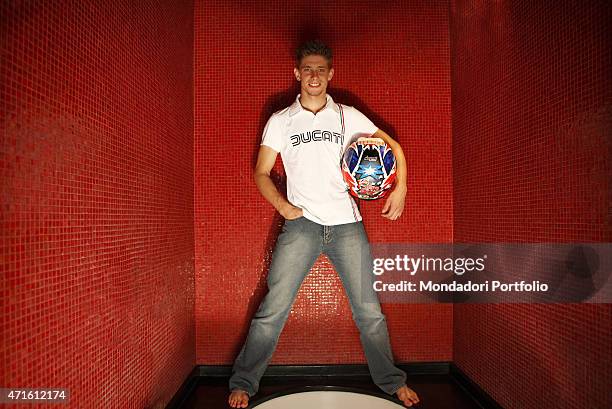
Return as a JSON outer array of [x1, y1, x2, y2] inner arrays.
[[228, 40, 420, 408]]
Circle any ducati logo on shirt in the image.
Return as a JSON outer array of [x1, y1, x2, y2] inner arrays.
[[289, 130, 344, 147]]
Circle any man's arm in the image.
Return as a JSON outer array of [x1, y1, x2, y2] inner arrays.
[[372, 129, 407, 220], [254, 145, 303, 220]]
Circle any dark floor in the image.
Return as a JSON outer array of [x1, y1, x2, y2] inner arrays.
[[180, 374, 484, 409]]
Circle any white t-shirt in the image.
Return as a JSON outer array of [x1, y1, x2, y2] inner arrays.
[[261, 94, 379, 225]]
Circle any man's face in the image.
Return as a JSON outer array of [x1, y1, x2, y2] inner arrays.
[[294, 55, 334, 97]]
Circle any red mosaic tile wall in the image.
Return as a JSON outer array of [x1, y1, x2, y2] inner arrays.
[[194, 0, 453, 364], [450, 1, 612, 408], [1, 1, 195, 408]]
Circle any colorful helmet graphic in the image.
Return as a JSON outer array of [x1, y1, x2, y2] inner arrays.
[[342, 137, 397, 200]]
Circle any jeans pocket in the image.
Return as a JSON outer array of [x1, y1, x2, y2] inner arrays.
[[285, 216, 304, 223], [282, 216, 305, 235]]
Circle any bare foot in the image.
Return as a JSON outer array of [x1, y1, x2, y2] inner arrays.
[[228, 389, 249, 408], [396, 384, 420, 407]]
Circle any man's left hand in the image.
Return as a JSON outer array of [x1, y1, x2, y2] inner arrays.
[[382, 186, 406, 220]]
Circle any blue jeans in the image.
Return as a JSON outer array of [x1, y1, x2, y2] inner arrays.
[[229, 217, 407, 397]]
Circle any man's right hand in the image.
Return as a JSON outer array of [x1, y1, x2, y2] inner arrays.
[[281, 203, 303, 220], [253, 146, 304, 221]]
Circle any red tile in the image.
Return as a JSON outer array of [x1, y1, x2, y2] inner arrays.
[[194, 0, 453, 366], [1, 1, 195, 408], [451, 1, 612, 408]]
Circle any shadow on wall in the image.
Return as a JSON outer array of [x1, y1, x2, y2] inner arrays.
[[236, 84, 401, 342]]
